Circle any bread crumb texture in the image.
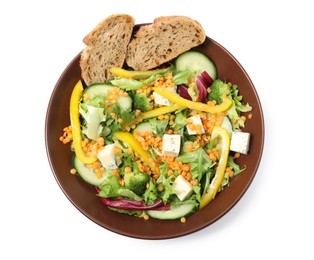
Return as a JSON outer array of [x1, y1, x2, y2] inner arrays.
[[126, 16, 206, 71], [80, 14, 135, 86]]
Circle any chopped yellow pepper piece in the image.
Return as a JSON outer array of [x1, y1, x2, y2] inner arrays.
[[70, 80, 97, 164], [152, 87, 232, 113], [110, 67, 169, 80], [114, 132, 159, 174], [200, 126, 230, 209], [123, 103, 184, 128]]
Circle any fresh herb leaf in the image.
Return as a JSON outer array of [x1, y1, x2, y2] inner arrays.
[[149, 118, 169, 135], [171, 111, 187, 131], [228, 155, 246, 176], [176, 144, 214, 181]]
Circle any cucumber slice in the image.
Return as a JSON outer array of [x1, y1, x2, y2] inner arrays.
[[175, 51, 217, 80], [84, 84, 132, 112], [73, 155, 106, 186], [132, 122, 152, 134], [146, 203, 196, 220]]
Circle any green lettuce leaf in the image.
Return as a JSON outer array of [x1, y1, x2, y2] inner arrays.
[[171, 111, 187, 131], [172, 70, 191, 85], [156, 164, 176, 204], [209, 80, 252, 130], [176, 143, 215, 181], [149, 118, 169, 135]]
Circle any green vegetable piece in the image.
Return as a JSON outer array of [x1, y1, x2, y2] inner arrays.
[[111, 65, 175, 91], [146, 202, 196, 220], [110, 67, 170, 80], [156, 164, 176, 204], [209, 80, 252, 130], [149, 118, 169, 135], [172, 70, 191, 85], [110, 78, 144, 91], [124, 171, 150, 196], [175, 51, 217, 80], [98, 171, 142, 201], [171, 111, 187, 131], [209, 79, 231, 104], [133, 92, 153, 112], [79, 104, 106, 141], [177, 143, 214, 181], [143, 179, 159, 205]]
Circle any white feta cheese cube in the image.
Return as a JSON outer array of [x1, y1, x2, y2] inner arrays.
[[97, 144, 121, 169], [230, 131, 251, 154], [162, 134, 181, 157], [186, 114, 205, 135], [173, 175, 193, 201], [153, 86, 177, 106]]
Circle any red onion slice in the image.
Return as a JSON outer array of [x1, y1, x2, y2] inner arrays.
[[195, 77, 207, 102], [177, 84, 192, 100], [200, 71, 214, 86]]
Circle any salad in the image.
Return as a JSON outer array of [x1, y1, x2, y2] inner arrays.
[[60, 50, 252, 222]]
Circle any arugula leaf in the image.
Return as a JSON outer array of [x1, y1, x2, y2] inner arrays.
[[227, 155, 246, 176], [221, 156, 246, 188], [120, 109, 135, 125], [100, 104, 123, 142], [156, 164, 176, 204], [171, 111, 187, 131], [143, 179, 159, 205], [149, 118, 169, 135], [176, 144, 214, 181]]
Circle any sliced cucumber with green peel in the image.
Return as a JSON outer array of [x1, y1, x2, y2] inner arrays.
[[73, 155, 106, 186], [84, 84, 132, 112], [175, 51, 217, 80], [146, 203, 196, 220], [132, 122, 152, 134]]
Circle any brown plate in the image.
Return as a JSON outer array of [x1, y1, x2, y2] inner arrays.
[[45, 34, 264, 239]]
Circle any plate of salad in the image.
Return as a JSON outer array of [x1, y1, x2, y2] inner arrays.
[[45, 33, 264, 239]]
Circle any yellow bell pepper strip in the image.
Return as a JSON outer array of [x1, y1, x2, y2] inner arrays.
[[200, 126, 230, 209], [110, 67, 169, 80], [70, 80, 97, 164], [152, 87, 232, 113], [123, 103, 184, 129], [114, 132, 159, 174]]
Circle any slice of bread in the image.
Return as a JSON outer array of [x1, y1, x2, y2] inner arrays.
[[126, 16, 206, 71], [80, 14, 135, 86]]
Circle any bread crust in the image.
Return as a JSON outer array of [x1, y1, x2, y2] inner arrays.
[[126, 16, 206, 71], [80, 14, 135, 86], [79, 15, 206, 85]]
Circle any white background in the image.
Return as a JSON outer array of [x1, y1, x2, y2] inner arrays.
[[1, 0, 313, 259]]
